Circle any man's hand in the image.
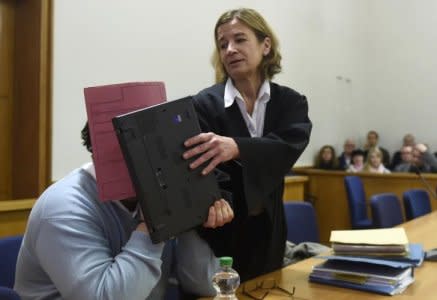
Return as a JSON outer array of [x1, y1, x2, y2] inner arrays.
[[135, 207, 149, 234], [183, 132, 239, 175], [203, 199, 234, 229], [136, 222, 149, 234]]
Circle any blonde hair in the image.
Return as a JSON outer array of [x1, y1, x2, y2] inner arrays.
[[363, 147, 383, 171], [211, 8, 282, 83]]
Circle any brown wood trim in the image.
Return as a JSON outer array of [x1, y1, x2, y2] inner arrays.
[[0, 2, 15, 199], [284, 175, 308, 184], [11, 0, 52, 198], [0, 198, 36, 212], [294, 168, 437, 180], [38, 0, 53, 193]]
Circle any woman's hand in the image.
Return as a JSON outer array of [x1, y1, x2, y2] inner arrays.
[[183, 132, 239, 175], [203, 199, 234, 229]]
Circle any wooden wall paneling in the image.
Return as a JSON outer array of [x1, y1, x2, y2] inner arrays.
[[283, 176, 308, 201], [0, 198, 36, 237], [11, 0, 52, 198], [0, 1, 14, 200]]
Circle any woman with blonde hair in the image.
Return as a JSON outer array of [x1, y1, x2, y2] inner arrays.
[[183, 8, 311, 281], [363, 147, 391, 174]]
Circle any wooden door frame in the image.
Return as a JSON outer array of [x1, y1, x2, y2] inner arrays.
[[10, 0, 52, 198]]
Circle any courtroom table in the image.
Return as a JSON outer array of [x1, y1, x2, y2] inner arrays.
[[230, 211, 437, 300], [0, 198, 36, 237], [291, 169, 437, 243]]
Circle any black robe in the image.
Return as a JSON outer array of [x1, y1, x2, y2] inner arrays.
[[193, 82, 312, 282]]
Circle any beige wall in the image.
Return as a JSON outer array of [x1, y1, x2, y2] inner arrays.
[[51, 0, 437, 179]]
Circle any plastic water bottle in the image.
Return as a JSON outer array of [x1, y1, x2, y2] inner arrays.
[[212, 256, 240, 300]]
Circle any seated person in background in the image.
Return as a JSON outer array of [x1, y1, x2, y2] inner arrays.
[[390, 133, 415, 169], [363, 130, 390, 167], [338, 138, 356, 170], [411, 143, 437, 173], [393, 145, 414, 172], [346, 149, 365, 173], [14, 123, 234, 300], [314, 145, 340, 170], [363, 147, 391, 174]]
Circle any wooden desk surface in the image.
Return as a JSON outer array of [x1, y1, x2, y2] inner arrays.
[[233, 211, 437, 299]]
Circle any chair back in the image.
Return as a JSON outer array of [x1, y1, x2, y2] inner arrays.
[[0, 287, 21, 300], [344, 176, 372, 229], [283, 202, 319, 244], [0, 236, 23, 288], [370, 193, 404, 228], [403, 189, 432, 221]]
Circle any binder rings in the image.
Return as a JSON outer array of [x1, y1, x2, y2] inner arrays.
[[112, 97, 221, 243], [84, 82, 166, 201]]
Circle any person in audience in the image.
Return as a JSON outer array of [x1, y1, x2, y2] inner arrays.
[[182, 8, 312, 282], [363, 130, 390, 167], [14, 123, 234, 300], [346, 149, 365, 173], [314, 145, 340, 170], [363, 147, 391, 174], [391, 133, 415, 170], [338, 138, 356, 170], [393, 145, 414, 172], [411, 143, 437, 173]]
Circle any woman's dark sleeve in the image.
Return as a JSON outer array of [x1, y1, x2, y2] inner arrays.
[[234, 95, 311, 210]]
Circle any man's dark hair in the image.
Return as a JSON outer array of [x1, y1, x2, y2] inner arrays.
[[81, 122, 92, 153]]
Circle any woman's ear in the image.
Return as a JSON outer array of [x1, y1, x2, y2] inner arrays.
[[263, 37, 271, 56]]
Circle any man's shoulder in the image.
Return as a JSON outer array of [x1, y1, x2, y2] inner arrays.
[[32, 168, 101, 220]]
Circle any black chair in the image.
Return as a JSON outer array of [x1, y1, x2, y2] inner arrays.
[[370, 193, 404, 228], [0, 235, 23, 288], [344, 176, 372, 229], [283, 202, 319, 244], [403, 189, 432, 221]]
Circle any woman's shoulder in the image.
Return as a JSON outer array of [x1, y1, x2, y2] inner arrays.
[[270, 82, 306, 101], [194, 83, 225, 99], [192, 83, 226, 111]]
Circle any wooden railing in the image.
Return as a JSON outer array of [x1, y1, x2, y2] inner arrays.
[[0, 198, 36, 237], [289, 169, 437, 243]]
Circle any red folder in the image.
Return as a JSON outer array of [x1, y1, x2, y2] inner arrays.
[[84, 82, 166, 201]]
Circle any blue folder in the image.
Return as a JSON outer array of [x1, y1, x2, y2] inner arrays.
[[310, 254, 415, 295], [326, 243, 424, 267]]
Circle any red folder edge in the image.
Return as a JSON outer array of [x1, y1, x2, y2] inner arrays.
[[84, 82, 166, 201]]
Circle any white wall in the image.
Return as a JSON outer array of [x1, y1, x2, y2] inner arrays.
[[52, 0, 437, 180]]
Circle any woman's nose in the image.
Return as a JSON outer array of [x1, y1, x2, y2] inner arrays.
[[226, 42, 237, 54]]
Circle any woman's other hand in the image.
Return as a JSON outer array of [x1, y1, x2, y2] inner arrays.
[[183, 132, 239, 175], [203, 199, 234, 229]]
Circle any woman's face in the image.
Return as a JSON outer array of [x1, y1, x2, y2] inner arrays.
[[321, 147, 333, 162], [216, 18, 270, 81], [353, 155, 364, 166], [369, 152, 381, 168]]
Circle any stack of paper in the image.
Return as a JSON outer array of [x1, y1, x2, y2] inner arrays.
[[309, 228, 424, 295], [330, 228, 408, 256], [310, 256, 414, 295], [329, 228, 424, 266]]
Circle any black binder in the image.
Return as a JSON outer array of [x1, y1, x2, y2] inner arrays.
[[112, 96, 221, 243]]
